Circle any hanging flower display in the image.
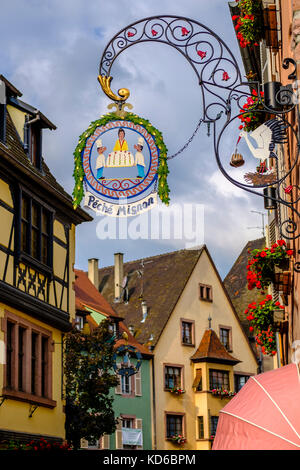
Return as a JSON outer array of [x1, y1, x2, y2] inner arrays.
[[245, 295, 286, 355], [232, 0, 263, 49], [238, 89, 265, 132], [246, 240, 293, 291], [171, 435, 186, 445]]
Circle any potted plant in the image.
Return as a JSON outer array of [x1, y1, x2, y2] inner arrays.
[[245, 294, 285, 355], [246, 240, 293, 291], [171, 434, 186, 445]]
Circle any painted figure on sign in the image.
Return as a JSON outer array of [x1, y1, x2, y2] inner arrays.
[[134, 137, 145, 178], [113, 128, 129, 151], [95, 139, 107, 179]]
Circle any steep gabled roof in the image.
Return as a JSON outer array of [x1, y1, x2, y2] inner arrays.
[[0, 78, 92, 224], [74, 269, 152, 358], [97, 247, 205, 346], [191, 328, 240, 365], [223, 238, 266, 336]]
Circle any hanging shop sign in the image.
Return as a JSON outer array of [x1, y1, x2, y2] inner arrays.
[[73, 113, 169, 216]]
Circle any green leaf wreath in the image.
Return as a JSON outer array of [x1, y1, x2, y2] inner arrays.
[[73, 112, 169, 209]]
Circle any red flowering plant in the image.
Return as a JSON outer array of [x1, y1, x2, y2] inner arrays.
[[170, 386, 185, 395], [211, 388, 236, 398], [238, 89, 265, 132], [232, 0, 263, 49], [245, 294, 285, 355], [0, 438, 72, 451], [171, 434, 186, 445], [246, 239, 293, 291]]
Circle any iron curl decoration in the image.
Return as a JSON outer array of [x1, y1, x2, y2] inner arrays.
[[98, 15, 299, 242]]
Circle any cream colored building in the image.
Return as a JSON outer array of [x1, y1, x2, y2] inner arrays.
[[96, 246, 258, 450]]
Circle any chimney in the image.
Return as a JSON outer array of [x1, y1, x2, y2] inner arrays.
[[141, 300, 148, 323], [114, 253, 124, 301], [88, 258, 99, 288]]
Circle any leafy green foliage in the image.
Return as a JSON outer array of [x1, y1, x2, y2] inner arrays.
[[73, 112, 169, 208], [64, 320, 119, 449]]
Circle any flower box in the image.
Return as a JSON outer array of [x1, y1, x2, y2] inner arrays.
[[170, 435, 186, 445], [169, 387, 185, 395], [211, 388, 236, 398]]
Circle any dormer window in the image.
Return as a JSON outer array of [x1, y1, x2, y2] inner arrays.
[[0, 79, 6, 144], [24, 117, 42, 171], [30, 122, 42, 168]]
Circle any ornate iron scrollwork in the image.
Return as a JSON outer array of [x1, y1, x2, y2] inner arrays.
[[98, 16, 299, 242]]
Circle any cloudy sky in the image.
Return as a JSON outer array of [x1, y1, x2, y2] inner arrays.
[[1, 0, 266, 279]]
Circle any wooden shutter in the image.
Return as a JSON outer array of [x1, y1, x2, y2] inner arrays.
[[80, 438, 88, 449], [192, 369, 202, 390], [135, 366, 142, 396], [115, 418, 123, 449], [115, 363, 122, 394], [135, 418, 143, 450], [101, 434, 110, 449]]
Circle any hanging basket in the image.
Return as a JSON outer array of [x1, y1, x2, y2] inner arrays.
[[230, 152, 245, 167]]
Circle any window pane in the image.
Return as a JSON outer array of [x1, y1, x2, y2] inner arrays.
[[41, 234, 48, 265], [31, 227, 39, 259], [166, 415, 183, 438], [41, 336, 48, 397], [165, 366, 181, 389], [209, 370, 229, 390], [22, 196, 29, 220], [41, 210, 50, 234], [18, 327, 26, 392], [198, 416, 204, 439], [32, 202, 39, 228], [182, 322, 192, 344], [6, 322, 14, 389], [210, 416, 219, 436], [31, 332, 38, 394], [220, 328, 230, 350], [21, 221, 29, 253]]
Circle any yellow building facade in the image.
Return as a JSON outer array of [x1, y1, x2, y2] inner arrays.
[[0, 75, 91, 444]]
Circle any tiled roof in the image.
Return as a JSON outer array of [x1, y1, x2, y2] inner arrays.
[[0, 104, 91, 223], [191, 328, 240, 365], [75, 269, 120, 318], [75, 269, 152, 357], [97, 247, 205, 346]]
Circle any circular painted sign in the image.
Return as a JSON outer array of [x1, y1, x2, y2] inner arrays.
[[82, 120, 159, 201]]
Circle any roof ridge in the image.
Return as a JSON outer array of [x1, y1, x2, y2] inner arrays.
[[97, 245, 205, 271]]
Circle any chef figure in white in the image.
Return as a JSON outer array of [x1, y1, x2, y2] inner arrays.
[[95, 139, 107, 179], [134, 137, 146, 178]]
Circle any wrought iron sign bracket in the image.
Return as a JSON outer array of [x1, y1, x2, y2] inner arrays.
[[97, 15, 299, 240]]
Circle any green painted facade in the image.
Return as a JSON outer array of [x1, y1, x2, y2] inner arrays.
[[108, 357, 152, 450]]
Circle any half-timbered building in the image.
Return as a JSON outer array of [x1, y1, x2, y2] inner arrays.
[[0, 75, 91, 444]]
